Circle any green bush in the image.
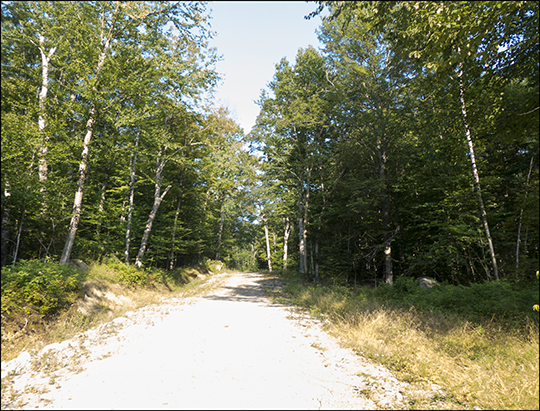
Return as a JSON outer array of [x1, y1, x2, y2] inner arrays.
[[1, 260, 82, 318], [101, 255, 149, 286], [375, 276, 539, 326]]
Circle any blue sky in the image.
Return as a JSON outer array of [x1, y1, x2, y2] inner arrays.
[[206, 1, 326, 134]]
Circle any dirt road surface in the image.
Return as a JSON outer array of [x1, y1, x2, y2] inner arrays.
[[2, 271, 414, 409]]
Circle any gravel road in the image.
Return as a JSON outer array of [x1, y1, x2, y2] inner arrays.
[[1, 271, 412, 409]]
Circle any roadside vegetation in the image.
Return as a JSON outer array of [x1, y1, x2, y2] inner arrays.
[[270, 269, 539, 410], [1, 257, 226, 363]]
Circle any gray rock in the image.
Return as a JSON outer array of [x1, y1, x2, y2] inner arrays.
[[68, 259, 89, 271], [417, 276, 438, 288]]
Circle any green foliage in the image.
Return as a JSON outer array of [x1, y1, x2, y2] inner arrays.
[[273, 268, 539, 410], [1, 1, 538, 288], [1, 260, 82, 318], [101, 255, 150, 287], [375, 276, 539, 326], [226, 246, 257, 272], [0, 256, 221, 327]]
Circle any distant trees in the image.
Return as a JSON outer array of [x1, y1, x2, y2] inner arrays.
[[2, 1, 537, 285], [1, 1, 254, 270], [251, 1, 538, 284]]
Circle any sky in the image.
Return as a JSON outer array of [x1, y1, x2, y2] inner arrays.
[[206, 1, 327, 135]]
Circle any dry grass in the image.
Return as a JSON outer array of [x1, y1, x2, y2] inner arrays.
[[276, 285, 539, 410], [1, 262, 227, 364]]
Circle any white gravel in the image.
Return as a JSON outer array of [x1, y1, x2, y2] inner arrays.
[[1, 271, 411, 410]]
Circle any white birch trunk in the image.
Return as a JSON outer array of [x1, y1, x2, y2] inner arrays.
[[263, 215, 272, 272], [134, 184, 171, 269], [59, 6, 117, 265], [59, 106, 97, 265], [125, 132, 139, 264], [298, 187, 306, 274], [303, 170, 311, 275], [36, 33, 57, 192], [13, 209, 26, 266], [135, 149, 171, 269], [457, 58, 499, 280], [169, 190, 183, 270], [215, 203, 225, 261], [1, 181, 12, 266], [515, 155, 535, 277], [283, 217, 290, 270], [314, 238, 319, 282], [96, 175, 107, 239], [377, 134, 393, 285]]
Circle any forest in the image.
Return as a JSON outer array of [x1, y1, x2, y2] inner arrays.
[[1, 1, 539, 287]]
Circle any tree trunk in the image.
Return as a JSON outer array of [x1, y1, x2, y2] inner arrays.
[[297, 168, 311, 275], [169, 188, 183, 270], [59, 11, 117, 265], [263, 215, 272, 272], [135, 148, 171, 268], [515, 155, 535, 278], [303, 170, 311, 274], [59, 105, 98, 265], [251, 243, 257, 261], [457, 58, 498, 280], [96, 174, 107, 238], [215, 196, 225, 261], [1, 180, 12, 266], [125, 132, 139, 264], [314, 237, 319, 282], [36, 33, 57, 197], [197, 189, 211, 264], [283, 216, 290, 269], [377, 133, 393, 285], [134, 182, 172, 269], [13, 210, 25, 266], [298, 188, 306, 274]]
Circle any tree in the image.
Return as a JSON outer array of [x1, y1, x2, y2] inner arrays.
[[52, 2, 217, 265], [305, 0, 538, 282], [252, 47, 335, 279]]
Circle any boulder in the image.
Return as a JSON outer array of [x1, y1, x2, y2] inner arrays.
[[68, 259, 89, 271], [417, 276, 438, 288]]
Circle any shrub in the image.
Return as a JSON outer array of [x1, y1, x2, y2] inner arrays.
[[1, 260, 82, 318], [375, 275, 539, 327], [101, 254, 150, 286]]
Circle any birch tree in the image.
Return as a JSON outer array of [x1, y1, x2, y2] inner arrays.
[[125, 130, 139, 264], [252, 47, 333, 277], [59, 2, 121, 265], [262, 214, 272, 272], [57, 1, 217, 265], [307, 0, 538, 282]]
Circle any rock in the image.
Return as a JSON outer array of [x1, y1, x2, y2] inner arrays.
[[68, 259, 89, 271], [208, 260, 223, 272], [417, 276, 438, 288]]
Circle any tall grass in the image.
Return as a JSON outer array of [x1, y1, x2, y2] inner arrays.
[[273, 275, 539, 410], [1, 257, 224, 363]]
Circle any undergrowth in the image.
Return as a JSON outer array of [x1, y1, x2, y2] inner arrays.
[[1, 256, 224, 363], [272, 270, 539, 410]]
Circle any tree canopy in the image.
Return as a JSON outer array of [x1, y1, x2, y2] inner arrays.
[[2, 1, 538, 285]]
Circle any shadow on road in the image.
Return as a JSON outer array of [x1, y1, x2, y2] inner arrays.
[[201, 273, 286, 305]]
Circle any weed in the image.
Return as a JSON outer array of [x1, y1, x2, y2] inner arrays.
[[1, 259, 224, 364], [274, 270, 540, 410]]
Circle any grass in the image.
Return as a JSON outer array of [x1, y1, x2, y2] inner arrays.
[[269, 271, 539, 410], [1, 257, 226, 364]]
